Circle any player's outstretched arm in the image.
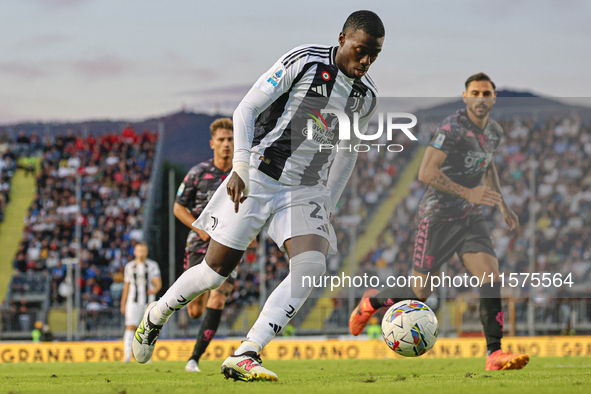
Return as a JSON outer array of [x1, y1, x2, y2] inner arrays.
[[418, 146, 501, 206], [230, 87, 273, 212], [483, 162, 519, 230], [230, 46, 315, 212]]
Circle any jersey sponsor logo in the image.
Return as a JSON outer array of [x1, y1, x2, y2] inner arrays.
[[177, 183, 185, 196], [302, 109, 335, 145], [203, 173, 214, 180], [321, 71, 331, 81], [433, 133, 446, 149], [464, 151, 492, 172]]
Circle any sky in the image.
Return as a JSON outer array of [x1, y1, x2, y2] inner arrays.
[[0, 0, 590, 124]]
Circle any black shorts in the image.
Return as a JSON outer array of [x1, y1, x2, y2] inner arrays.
[[412, 214, 497, 274], [184, 250, 236, 286]]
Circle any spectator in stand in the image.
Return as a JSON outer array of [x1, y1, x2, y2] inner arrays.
[[16, 131, 30, 144]]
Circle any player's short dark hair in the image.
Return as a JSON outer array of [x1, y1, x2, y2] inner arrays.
[[465, 73, 496, 91], [136, 241, 148, 248], [342, 10, 385, 38], [210, 118, 233, 138]]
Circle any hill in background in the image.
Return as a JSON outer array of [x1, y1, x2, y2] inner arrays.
[[3, 90, 589, 170]]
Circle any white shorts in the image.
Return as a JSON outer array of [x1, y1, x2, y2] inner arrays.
[[125, 302, 146, 327], [193, 167, 337, 254]]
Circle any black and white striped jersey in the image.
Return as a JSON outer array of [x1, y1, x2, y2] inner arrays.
[[250, 44, 379, 186], [123, 259, 161, 305]]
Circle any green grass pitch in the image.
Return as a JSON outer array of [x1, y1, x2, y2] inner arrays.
[[2, 357, 591, 394]]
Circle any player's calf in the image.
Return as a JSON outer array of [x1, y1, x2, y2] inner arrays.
[[187, 293, 209, 319]]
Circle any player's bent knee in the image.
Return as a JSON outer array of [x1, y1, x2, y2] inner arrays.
[[188, 304, 205, 319], [208, 290, 228, 309], [292, 251, 326, 277]]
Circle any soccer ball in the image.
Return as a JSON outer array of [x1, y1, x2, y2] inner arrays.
[[381, 300, 439, 357]]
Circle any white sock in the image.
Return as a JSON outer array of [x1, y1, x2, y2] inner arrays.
[[123, 329, 134, 360], [236, 251, 325, 353], [150, 261, 227, 325]]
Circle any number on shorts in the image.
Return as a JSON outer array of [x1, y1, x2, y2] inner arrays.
[[308, 201, 323, 219]]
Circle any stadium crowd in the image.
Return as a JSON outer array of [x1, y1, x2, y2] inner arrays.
[[7, 127, 157, 322]]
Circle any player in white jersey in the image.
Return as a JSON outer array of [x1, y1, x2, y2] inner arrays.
[[134, 10, 385, 380], [120, 242, 162, 362]]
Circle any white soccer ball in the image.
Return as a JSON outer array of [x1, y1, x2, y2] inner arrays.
[[381, 300, 439, 357]]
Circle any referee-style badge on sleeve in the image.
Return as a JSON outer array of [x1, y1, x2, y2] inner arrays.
[[433, 133, 446, 149], [267, 66, 285, 87]]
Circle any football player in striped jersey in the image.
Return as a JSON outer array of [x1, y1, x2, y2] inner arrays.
[[134, 10, 385, 381]]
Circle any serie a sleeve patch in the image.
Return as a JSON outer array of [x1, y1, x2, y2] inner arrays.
[[433, 133, 446, 149], [177, 183, 185, 196], [267, 66, 285, 87]]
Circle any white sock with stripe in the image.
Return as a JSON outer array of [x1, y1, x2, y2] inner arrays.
[[235, 251, 326, 354]]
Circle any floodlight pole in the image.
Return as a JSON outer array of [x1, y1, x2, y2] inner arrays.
[[258, 232, 267, 311], [168, 168, 176, 289], [527, 159, 537, 336], [348, 167, 358, 314], [75, 173, 82, 339], [66, 261, 73, 342]]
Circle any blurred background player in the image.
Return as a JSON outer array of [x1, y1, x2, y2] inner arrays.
[[120, 242, 161, 363], [350, 73, 529, 371], [173, 118, 234, 372]]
